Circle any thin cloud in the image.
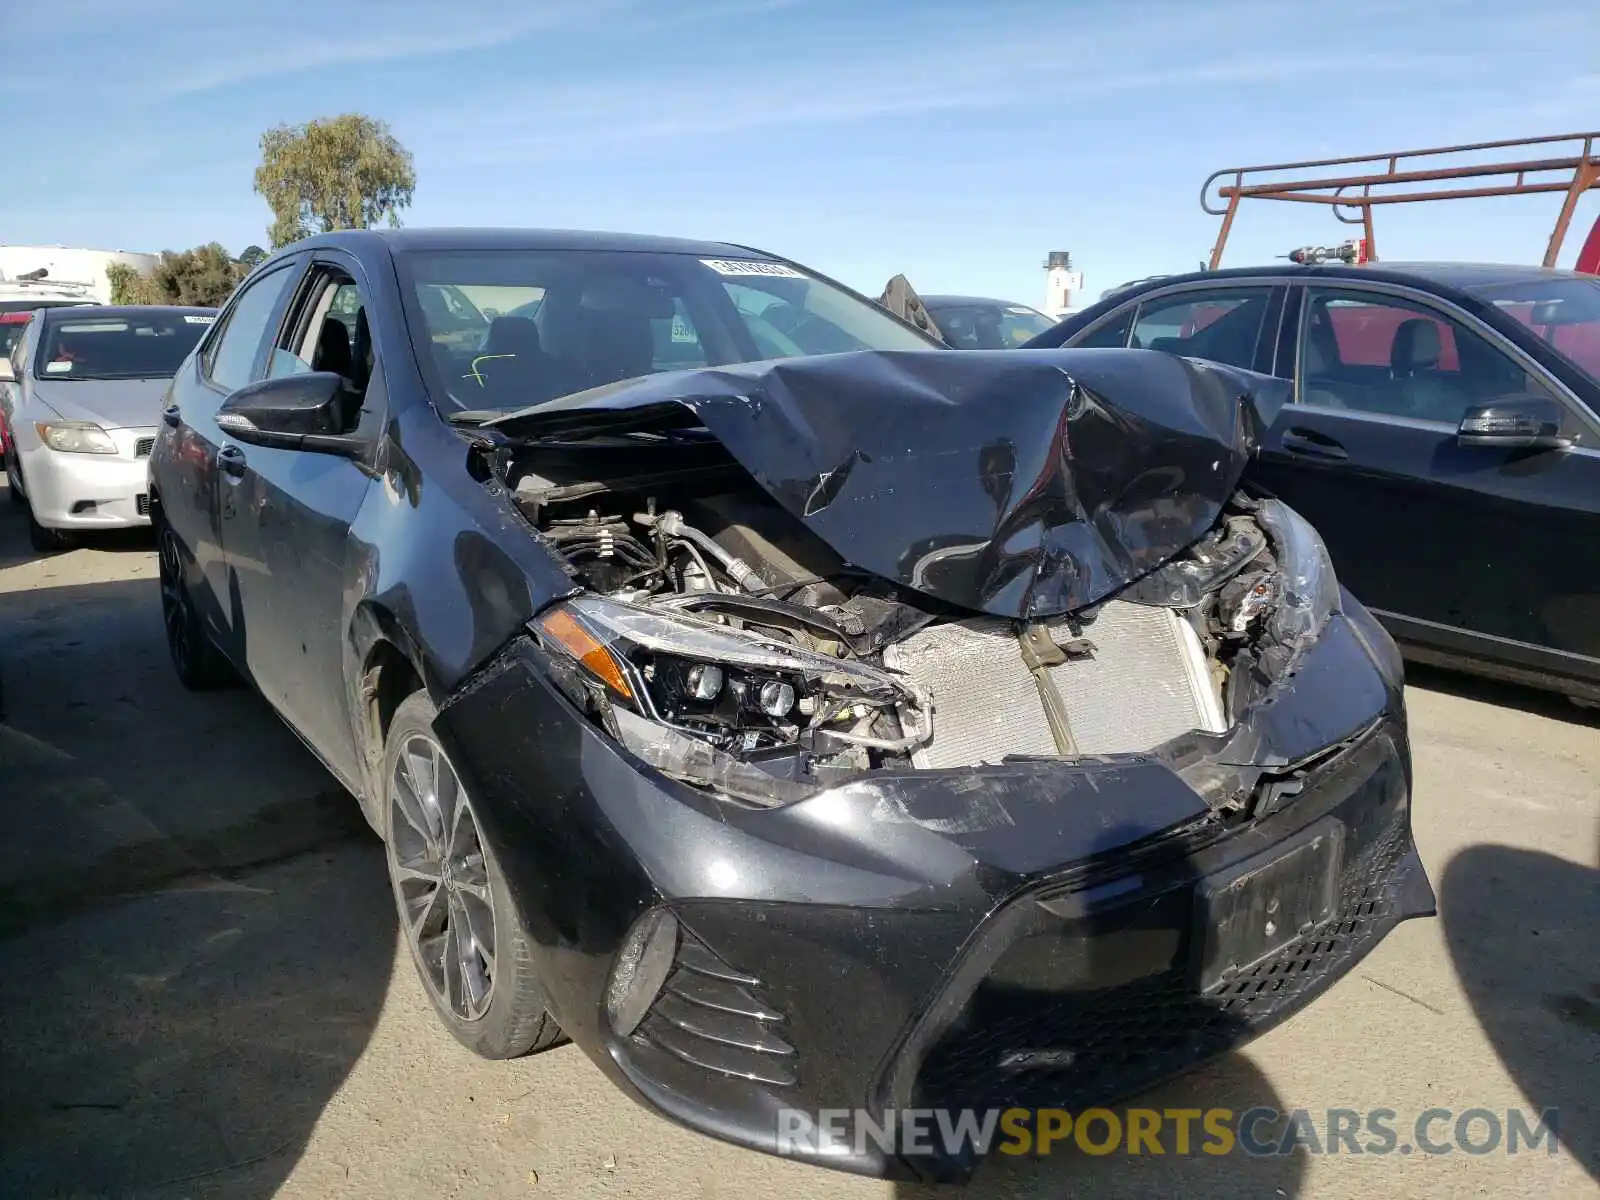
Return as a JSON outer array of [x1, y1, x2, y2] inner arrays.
[[628, 0, 803, 32], [0, 0, 633, 98], [425, 48, 1473, 168], [160, 1, 635, 97]]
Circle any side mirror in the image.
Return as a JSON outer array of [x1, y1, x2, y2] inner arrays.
[[1457, 396, 1573, 450], [215, 371, 362, 455]]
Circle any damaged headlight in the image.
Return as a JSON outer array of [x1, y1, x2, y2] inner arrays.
[[1253, 499, 1341, 676], [532, 595, 930, 806]]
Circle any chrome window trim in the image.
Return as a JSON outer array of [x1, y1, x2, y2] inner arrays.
[[1072, 276, 1291, 347]]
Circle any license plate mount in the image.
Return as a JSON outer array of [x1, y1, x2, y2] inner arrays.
[[1192, 819, 1345, 993]]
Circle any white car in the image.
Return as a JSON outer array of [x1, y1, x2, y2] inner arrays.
[[1, 304, 214, 551]]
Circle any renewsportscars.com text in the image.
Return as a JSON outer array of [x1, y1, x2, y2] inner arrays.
[[777, 1106, 1562, 1159]]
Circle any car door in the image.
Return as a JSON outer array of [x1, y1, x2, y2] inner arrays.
[[1252, 282, 1600, 680], [219, 252, 387, 785], [1062, 283, 1286, 374], [162, 258, 304, 653]]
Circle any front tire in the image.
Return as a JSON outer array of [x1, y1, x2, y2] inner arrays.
[[4, 442, 25, 508], [10, 454, 73, 552], [382, 690, 563, 1059], [157, 519, 235, 690], [26, 507, 72, 553]]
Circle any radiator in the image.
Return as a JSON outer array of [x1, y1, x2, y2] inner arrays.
[[883, 601, 1228, 770]]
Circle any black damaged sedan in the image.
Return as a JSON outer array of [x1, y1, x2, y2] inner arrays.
[[148, 229, 1435, 1182]]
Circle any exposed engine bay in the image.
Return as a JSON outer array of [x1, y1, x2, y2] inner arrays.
[[500, 437, 1338, 809]]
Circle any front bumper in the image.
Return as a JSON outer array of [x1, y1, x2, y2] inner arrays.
[[18, 427, 155, 529], [437, 601, 1434, 1183]]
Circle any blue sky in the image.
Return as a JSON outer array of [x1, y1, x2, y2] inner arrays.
[[3, 0, 1597, 307]]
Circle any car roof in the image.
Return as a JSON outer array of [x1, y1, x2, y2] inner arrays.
[[288, 227, 776, 259], [41, 304, 217, 322], [1114, 261, 1587, 291]]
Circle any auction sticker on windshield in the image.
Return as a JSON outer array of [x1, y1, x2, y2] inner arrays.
[[700, 259, 806, 278], [184, 315, 215, 324]]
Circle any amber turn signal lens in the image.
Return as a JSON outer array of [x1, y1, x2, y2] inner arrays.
[[539, 609, 635, 701]]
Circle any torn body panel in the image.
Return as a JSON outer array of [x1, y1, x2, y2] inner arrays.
[[484, 347, 1291, 620], [473, 349, 1330, 814]]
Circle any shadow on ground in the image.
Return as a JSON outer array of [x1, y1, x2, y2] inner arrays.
[[0, 569, 369, 937], [1, 501, 396, 1197], [1441, 844, 1599, 1185], [893, 1050, 1305, 1199], [0, 508, 155, 570], [0, 841, 395, 1198]]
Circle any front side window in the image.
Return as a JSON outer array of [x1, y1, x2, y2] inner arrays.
[[1298, 288, 1540, 424], [395, 249, 940, 411], [1461, 276, 1600, 388], [35, 311, 214, 382], [206, 265, 299, 392], [1128, 288, 1273, 369], [269, 277, 366, 383]]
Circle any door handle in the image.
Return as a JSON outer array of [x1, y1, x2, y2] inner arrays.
[[217, 444, 247, 479], [1280, 427, 1349, 461], [162, 404, 182, 428]]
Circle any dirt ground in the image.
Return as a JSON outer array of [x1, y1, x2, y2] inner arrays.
[[1, 494, 1595, 1200]]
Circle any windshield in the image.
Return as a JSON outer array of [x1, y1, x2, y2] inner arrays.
[[396, 249, 940, 410], [1467, 276, 1600, 385], [929, 302, 1057, 349], [36, 312, 213, 381]]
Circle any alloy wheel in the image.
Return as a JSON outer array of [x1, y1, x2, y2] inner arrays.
[[388, 732, 498, 1022], [157, 527, 193, 678]]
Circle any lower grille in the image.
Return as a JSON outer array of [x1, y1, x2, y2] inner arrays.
[[135, 493, 150, 516], [635, 929, 798, 1086], [883, 601, 1227, 769], [913, 812, 1412, 1111], [134, 437, 155, 458]]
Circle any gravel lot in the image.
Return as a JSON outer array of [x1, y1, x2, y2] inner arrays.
[[0, 490, 1594, 1200]]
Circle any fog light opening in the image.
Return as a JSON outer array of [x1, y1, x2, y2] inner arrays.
[[605, 907, 679, 1038]]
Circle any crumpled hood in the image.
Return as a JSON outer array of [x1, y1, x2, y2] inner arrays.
[[30, 377, 171, 430], [486, 348, 1291, 619]]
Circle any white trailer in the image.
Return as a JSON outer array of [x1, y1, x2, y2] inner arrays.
[[0, 244, 160, 305]]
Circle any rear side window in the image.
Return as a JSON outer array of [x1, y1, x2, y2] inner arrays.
[[205, 265, 298, 391], [1072, 307, 1136, 349], [6, 315, 32, 377], [1128, 288, 1274, 369], [0, 314, 30, 361]]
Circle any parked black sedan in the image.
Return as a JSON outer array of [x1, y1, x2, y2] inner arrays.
[[918, 294, 1057, 349], [148, 229, 1433, 1182], [1027, 262, 1600, 705]]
